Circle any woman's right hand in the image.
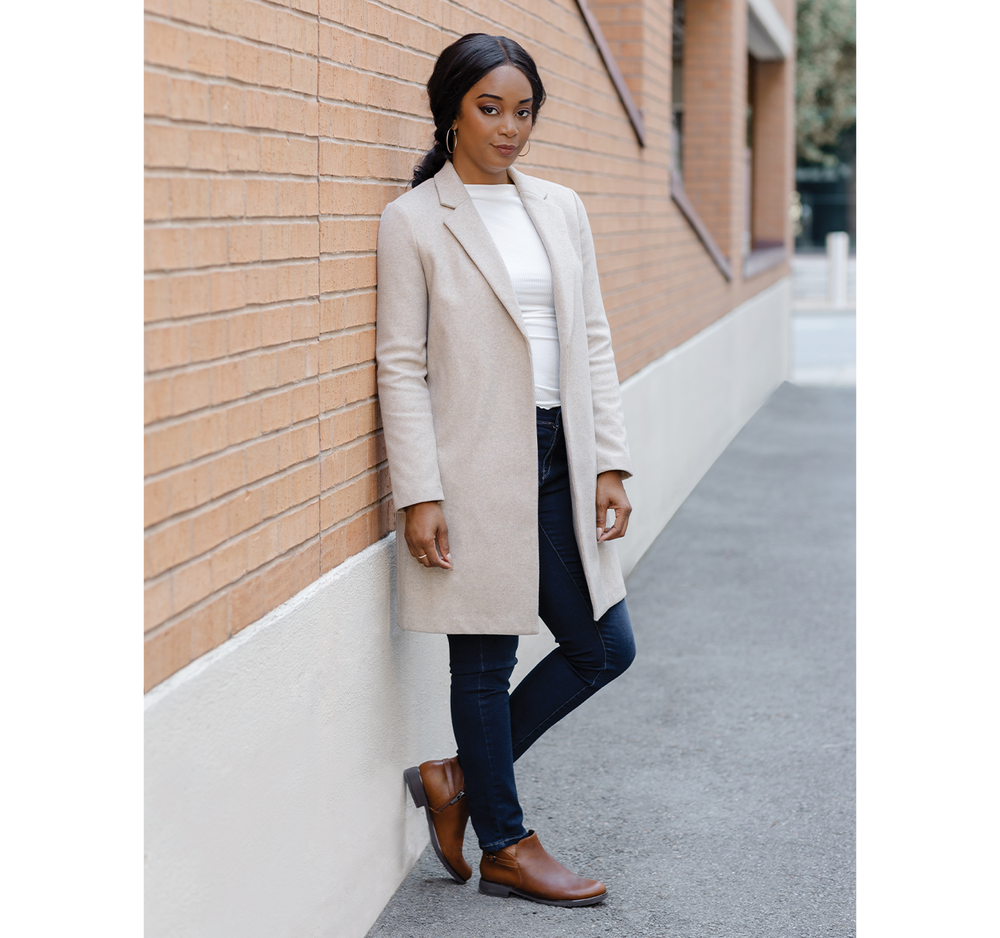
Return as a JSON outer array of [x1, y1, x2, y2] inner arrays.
[[404, 502, 452, 569]]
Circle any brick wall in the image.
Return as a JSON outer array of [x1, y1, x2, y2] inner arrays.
[[144, 0, 793, 691], [751, 56, 792, 246]]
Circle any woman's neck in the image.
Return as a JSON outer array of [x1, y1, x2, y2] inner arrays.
[[451, 157, 513, 185]]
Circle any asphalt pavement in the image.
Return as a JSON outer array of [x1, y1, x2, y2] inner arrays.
[[366, 381, 856, 938]]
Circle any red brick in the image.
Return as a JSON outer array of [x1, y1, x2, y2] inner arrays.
[[190, 130, 228, 171], [170, 272, 212, 318], [169, 77, 210, 122], [145, 71, 169, 118], [227, 132, 260, 171], [246, 351, 279, 392], [279, 501, 319, 553], [227, 399, 261, 445], [211, 539, 247, 588], [260, 48, 292, 90], [292, 463, 320, 503], [146, 228, 189, 272], [146, 322, 188, 371], [226, 39, 259, 83], [211, 178, 245, 217], [146, 124, 189, 169], [189, 318, 228, 362], [171, 366, 212, 415], [247, 520, 280, 570], [145, 477, 171, 526], [145, 618, 193, 690], [145, 374, 172, 425], [210, 0, 246, 36], [245, 1, 277, 44], [345, 513, 367, 555], [262, 554, 298, 611], [320, 525, 346, 572], [171, 462, 212, 513], [146, 277, 172, 323], [188, 31, 227, 77], [145, 578, 172, 632], [172, 0, 210, 26], [190, 595, 230, 658], [230, 573, 263, 633], [261, 389, 293, 432], [171, 178, 211, 219], [191, 227, 228, 268], [291, 383, 320, 422], [210, 84, 245, 126], [146, 21, 187, 69], [230, 487, 262, 534], [191, 502, 229, 556], [246, 438, 279, 482], [211, 269, 246, 312], [212, 360, 245, 403], [190, 410, 227, 460], [210, 450, 246, 498], [174, 557, 213, 612], [225, 226, 257, 266], [261, 473, 294, 518], [229, 311, 261, 352]]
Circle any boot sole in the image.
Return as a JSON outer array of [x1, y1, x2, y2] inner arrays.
[[478, 878, 606, 907], [403, 766, 469, 885]]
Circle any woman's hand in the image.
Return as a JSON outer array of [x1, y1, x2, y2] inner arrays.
[[404, 501, 453, 569], [596, 471, 631, 542]]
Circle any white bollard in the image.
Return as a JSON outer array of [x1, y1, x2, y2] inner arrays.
[[827, 231, 849, 308]]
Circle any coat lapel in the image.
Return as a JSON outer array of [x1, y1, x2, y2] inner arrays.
[[509, 167, 578, 353], [435, 162, 527, 341]]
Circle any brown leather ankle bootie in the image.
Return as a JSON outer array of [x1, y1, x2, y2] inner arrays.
[[403, 757, 471, 883], [478, 830, 607, 906]]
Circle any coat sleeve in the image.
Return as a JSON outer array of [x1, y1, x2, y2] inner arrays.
[[375, 199, 446, 509], [573, 191, 634, 480]]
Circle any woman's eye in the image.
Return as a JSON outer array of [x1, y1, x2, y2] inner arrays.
[[482, 106, 499, 115], [517, 109, 531, 118]]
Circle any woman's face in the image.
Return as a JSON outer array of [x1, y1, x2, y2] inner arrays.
[[451, 64, 534, 185]]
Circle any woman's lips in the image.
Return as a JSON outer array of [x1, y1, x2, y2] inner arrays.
[[493, 144, 517, 156]]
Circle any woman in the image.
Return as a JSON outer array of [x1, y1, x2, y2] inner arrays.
[[375, 33, 636, 908]]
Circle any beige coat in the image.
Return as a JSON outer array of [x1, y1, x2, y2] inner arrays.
[[375, 160, 632, 635]]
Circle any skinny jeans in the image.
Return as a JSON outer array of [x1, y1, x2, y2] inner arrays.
[[448, 406, 636, 852]]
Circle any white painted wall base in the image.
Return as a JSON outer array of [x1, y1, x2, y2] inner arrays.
[[144, 276, 790, 938], [145, 541, 449, 938]]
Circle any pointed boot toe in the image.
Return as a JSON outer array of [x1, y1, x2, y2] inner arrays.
[[478, 830, 606, 907], [403, 757, 472, 883]]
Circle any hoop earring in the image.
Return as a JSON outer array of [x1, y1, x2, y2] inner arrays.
[[519, 139, 531, 158], [446, 128, 457, 154]]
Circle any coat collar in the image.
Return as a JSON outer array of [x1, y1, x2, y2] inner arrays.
[[432, 159, 552, 206], [433, 161, 576, 350]]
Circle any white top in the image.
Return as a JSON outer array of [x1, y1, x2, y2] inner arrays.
[[465, 183, 560, 409]]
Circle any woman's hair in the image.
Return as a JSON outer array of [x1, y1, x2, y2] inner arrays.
[[411, 33, 546, 187]]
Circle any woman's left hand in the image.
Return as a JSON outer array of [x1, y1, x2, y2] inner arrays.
[[596, 471, 631, 541]]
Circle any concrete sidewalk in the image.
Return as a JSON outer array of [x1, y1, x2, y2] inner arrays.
[[791, 252, 856, 387], [366, 382, 856, 938]]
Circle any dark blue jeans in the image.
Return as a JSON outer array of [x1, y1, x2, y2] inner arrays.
[[448, 407, 636, 852]]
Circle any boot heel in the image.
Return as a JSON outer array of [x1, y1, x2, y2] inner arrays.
[[478, 879, 512, 898], [403, 766, 428, 809]]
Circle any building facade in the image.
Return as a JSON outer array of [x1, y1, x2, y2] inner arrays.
[[144, 0, 795, 933]]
